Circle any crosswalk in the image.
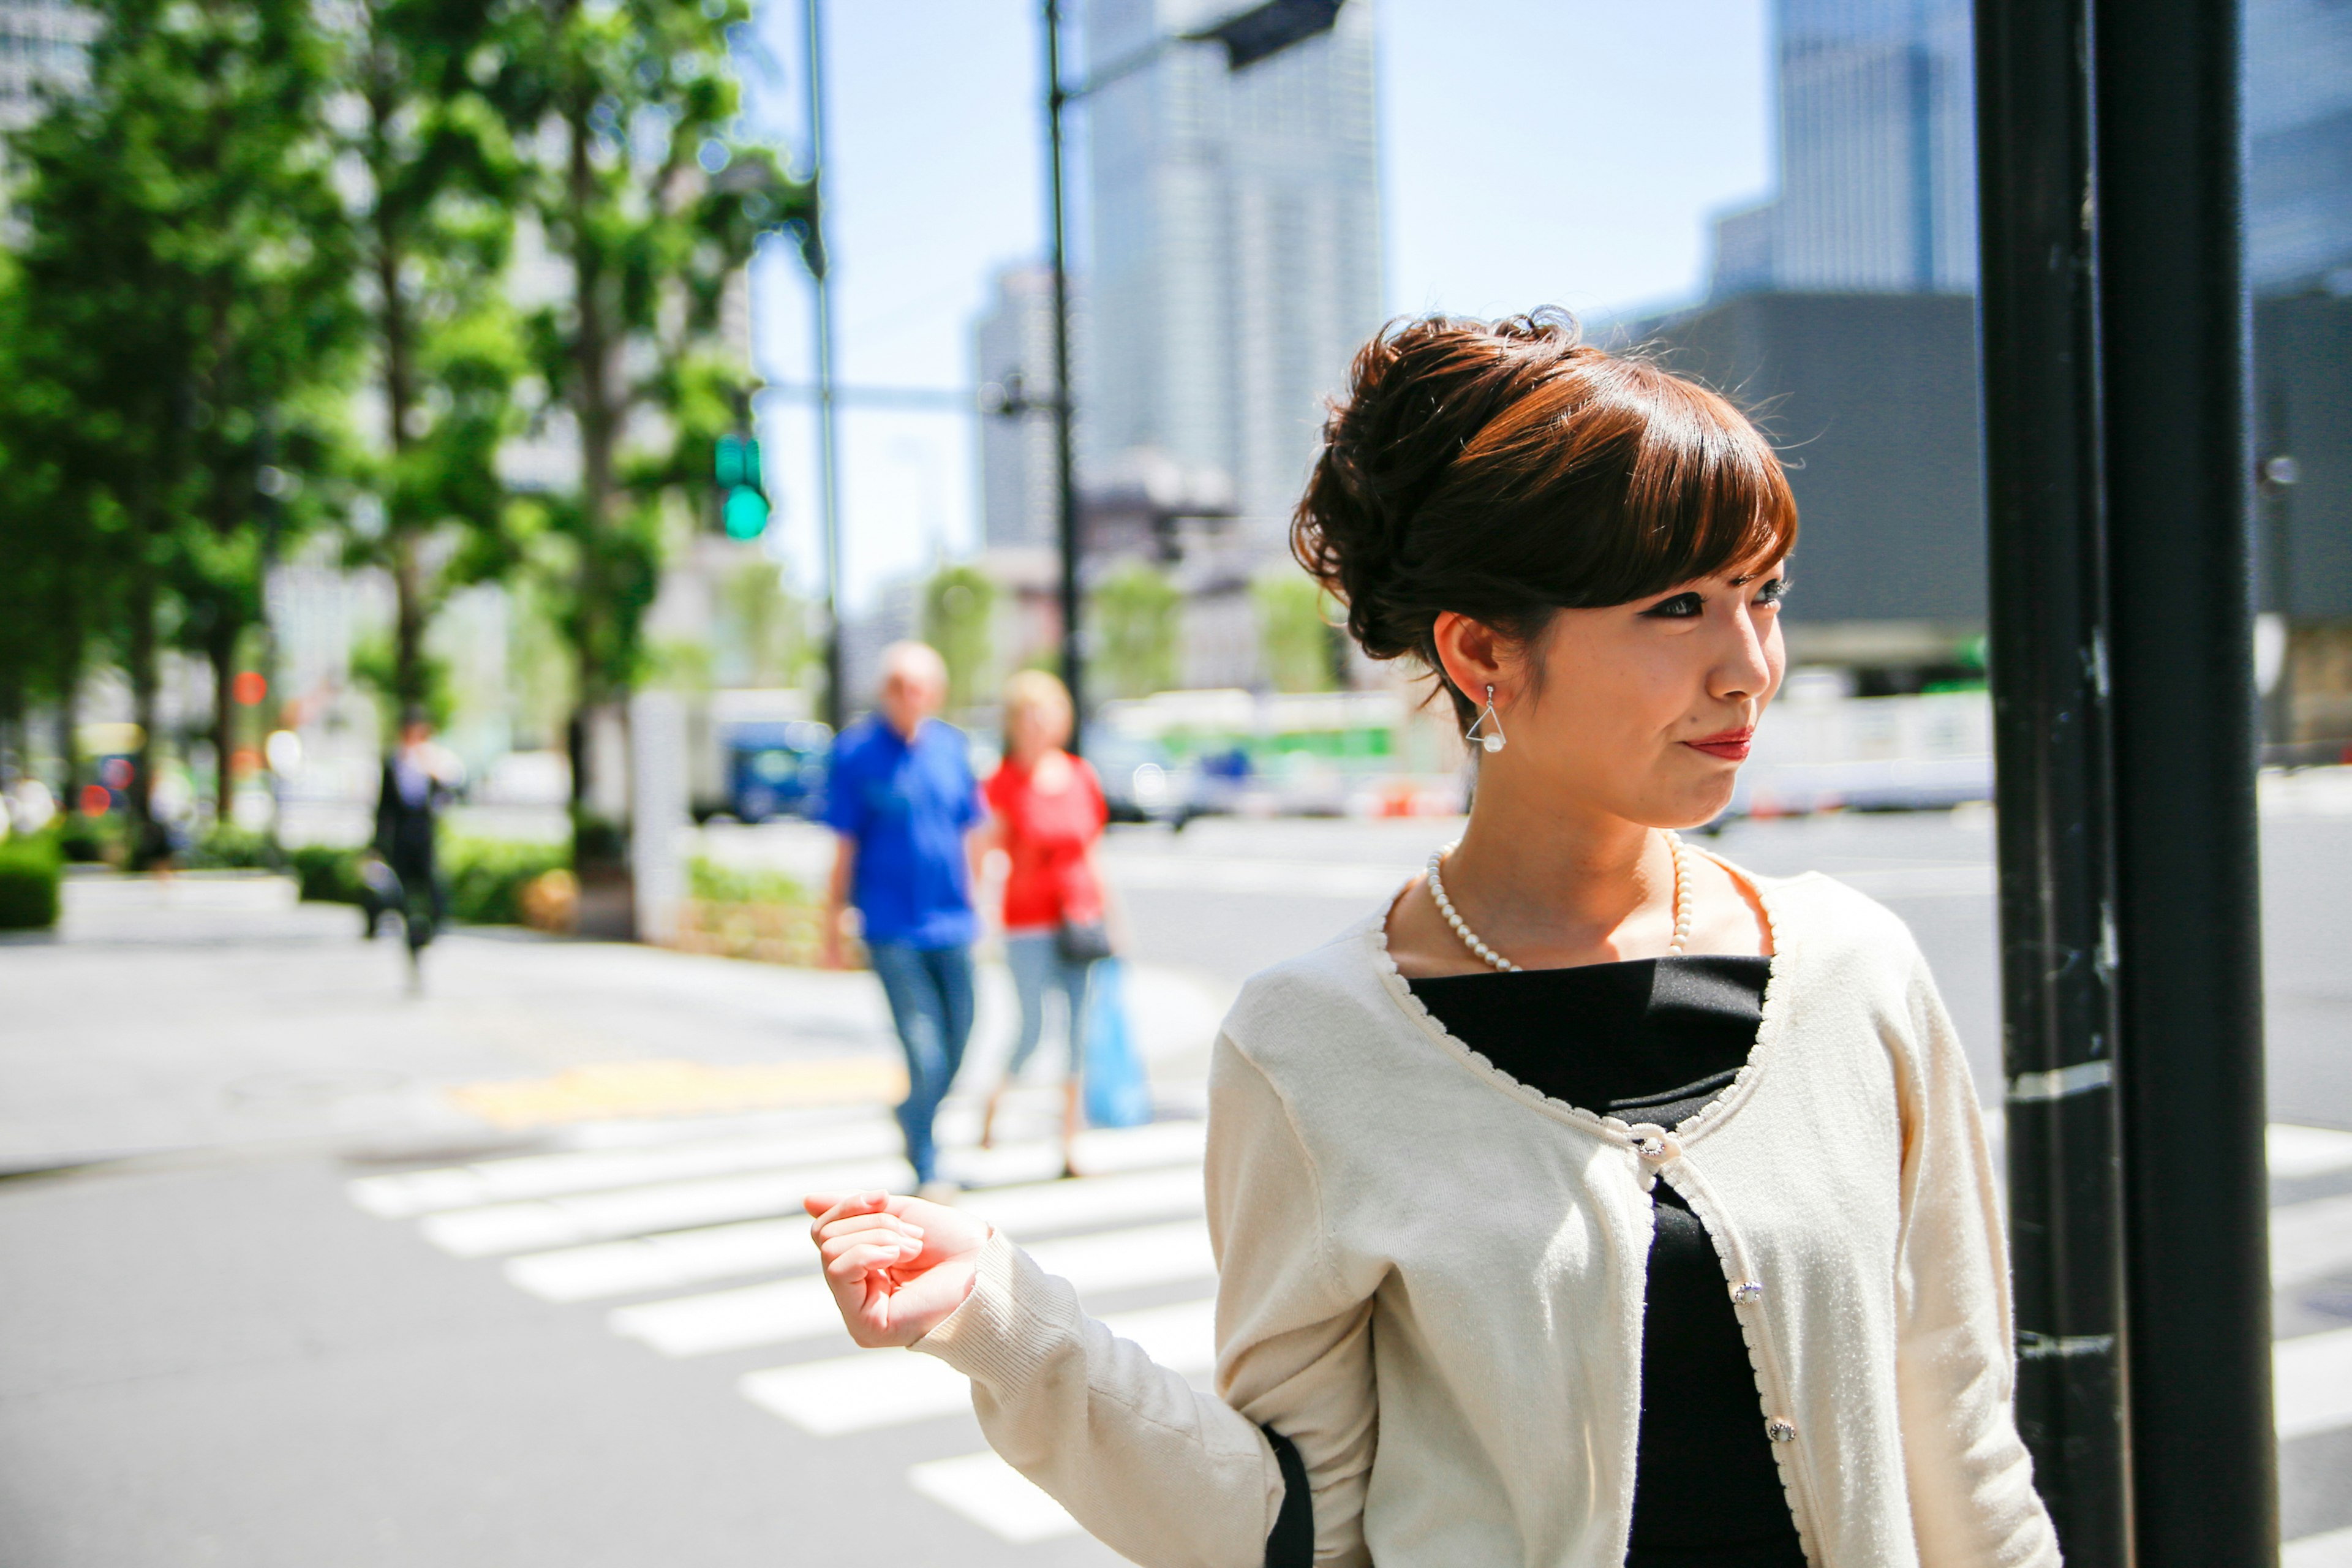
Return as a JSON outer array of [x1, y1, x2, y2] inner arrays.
[[349, 1106, 2352, 1555]]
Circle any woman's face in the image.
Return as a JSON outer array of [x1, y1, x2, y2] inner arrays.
[[1006, 698, 1071, 761], [1483, 556, 1790, 830]]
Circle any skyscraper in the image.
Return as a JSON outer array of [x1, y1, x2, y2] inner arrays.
[[1712, 0, 2352, 300], [0, 1, 96, 133], [1079, 0, 1383, 549], [974, 265, 1065, 552]]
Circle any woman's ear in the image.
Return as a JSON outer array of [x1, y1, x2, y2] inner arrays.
[[1433, 612, 1511, 703]]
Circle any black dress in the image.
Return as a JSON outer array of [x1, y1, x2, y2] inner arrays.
[[1403, 956, 1806, 1568]]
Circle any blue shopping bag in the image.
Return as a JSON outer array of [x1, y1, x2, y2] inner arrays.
[[1082, 958, 1154, 1129]]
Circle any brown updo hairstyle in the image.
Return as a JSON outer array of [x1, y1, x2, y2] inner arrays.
[[1291, 309, 1798, 724]]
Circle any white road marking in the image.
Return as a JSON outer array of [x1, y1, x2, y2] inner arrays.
[[419, 1157, 910, 1257], [2285, 1525, 2352, 1568], [740, 1290, 1218, 1436], [349, 1118, 903, 1218], [2277, 1326, 2352, 1441], [502, 1146, 1211, 1303], [2275, 1192, 2352, 1289], [505, 1216, 817, 1303], [907, 1450, 1084, 1544], [960, 1165, 1204, 1235], [741, 1351, 971, 1436], [612, 1273, 846, 1357], [614, 1220, 1215, 1359], [944, 1119, 1208, 1191], [2273, 1123, 2352, 1182]]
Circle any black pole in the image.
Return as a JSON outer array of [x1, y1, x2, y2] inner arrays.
[[2096, 0, 2277, 1561], [1972, 0, 2133, 1557], [803, 0, 845, 734], [1042, 0, 1084, 737]]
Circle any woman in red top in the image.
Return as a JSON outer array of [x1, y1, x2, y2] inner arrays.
[[978, 670, 1109, 1172]]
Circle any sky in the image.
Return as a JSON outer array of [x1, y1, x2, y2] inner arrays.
[[739, 0, 1776, 611]]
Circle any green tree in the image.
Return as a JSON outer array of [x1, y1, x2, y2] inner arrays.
[[484, 0, 808, 811], [1253, 568, 1341, 694], [1090, 561, 1182, 700], [922, 564, 998, 712], [336, 0, 526, 722], [0, 252, 102, 798], [718, 559, 809, 688], [6, 0, 359, 832]]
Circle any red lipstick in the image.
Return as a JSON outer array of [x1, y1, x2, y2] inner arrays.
[[1684, 726, 1754, 761]]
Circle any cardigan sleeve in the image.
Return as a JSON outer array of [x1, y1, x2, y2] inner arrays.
[[913, 1032, 1378, 1568], [1890, 953, 2063, 1568]]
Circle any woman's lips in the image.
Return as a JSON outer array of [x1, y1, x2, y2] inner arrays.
[[1683, 728, 1754, 761]]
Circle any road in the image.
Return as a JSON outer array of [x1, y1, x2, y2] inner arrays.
[[1, 809, 2348, 1565]]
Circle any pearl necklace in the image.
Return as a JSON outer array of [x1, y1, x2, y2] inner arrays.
[[1425, 832, 1695, 971]]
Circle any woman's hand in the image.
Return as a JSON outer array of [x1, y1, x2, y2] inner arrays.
[[803, 1190, 989, 1347]]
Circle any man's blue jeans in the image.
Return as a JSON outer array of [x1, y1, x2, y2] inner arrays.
[[866, 941, 976, 1186]]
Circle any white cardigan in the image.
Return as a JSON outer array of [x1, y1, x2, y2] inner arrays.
[[917, 859, 2062, 1568]]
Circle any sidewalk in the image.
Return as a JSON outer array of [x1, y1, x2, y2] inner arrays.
[[0, 873, 1232, 1175]]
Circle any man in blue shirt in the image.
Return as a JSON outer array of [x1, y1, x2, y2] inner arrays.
[[824, 642, 984, 1194]]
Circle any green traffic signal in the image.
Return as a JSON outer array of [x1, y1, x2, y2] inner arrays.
[[715, 432, 759, 489], [723, 484, 771, 540]]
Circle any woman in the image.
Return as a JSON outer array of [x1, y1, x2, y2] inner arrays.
[[976, 669, 1110, 1173], [805, 313, 2058, 1568]]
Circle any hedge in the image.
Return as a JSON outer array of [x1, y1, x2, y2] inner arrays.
[[0, 837, 64, 930], [288, 844, 366, 905], [443, 837, 570, 925]]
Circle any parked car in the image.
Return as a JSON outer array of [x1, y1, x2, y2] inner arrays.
[[723, 720, 831, 823], [1084, 728, 1193, 824]]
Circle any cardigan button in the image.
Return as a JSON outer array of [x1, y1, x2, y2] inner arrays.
[[1766, 1418, 1797, 1443], [1626, 1124, 1678, 1161], [1731, 1281, 1764, 1305]]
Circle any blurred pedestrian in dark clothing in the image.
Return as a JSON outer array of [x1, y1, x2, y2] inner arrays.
[[823, 643, 984, 1199], [373, 709, 450, 954]]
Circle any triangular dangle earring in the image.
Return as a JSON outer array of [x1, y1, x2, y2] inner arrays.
[[1465, 685, 1506, 754]]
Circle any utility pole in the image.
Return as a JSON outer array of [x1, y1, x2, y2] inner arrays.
[[1977, 0, 2274, 1562], [2097, 0, 2275, 1559], [802, 0, 845, 733], [1042, 0, 1084, 732], [1031, 0, 1346, 740], [1973, 0, 2130, 1555]]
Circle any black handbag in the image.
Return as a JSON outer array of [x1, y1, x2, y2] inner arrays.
[[1055, 918, 1113, 964]]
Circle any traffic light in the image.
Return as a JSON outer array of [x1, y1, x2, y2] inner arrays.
[[715, 433, 770, 540]]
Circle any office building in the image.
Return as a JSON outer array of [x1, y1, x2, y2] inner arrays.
[[1711, 0, 2352, 299], [974, 265, 1066, 552], [1079, 0, 1383, 549], [0, 1, 93, 132]]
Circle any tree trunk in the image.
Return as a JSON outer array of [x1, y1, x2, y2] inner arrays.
[[209, 615, 239, 823], [126, 564, 160, 839], [53, 662, 78, 806], [565, 88, 617, 813], [370, 51, 426, 723]]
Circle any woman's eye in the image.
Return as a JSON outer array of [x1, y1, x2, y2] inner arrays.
[[1643, 592, 1705, 620], [1756, 577, 1793, 606]]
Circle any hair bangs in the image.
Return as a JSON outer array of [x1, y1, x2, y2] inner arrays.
[[1605, 369, 1798, 603]]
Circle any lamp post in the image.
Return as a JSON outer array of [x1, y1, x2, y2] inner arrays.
[[1031, 0, 1346, 740], [802, 0, 845, 733]]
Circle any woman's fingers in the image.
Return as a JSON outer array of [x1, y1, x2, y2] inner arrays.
[[826, 1238, 920, 1283], [820, 1224, 924, 1270]]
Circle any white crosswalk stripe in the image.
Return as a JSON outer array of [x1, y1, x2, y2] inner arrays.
[[611, 1217, 1215, 1357], [351, 1117, 906, 1218], [2277, 1325, 2352, 1442], [740, 1295, 1218, 1436], [419, 1156, 912, 1256], [350, 1109, 2352, 1553]]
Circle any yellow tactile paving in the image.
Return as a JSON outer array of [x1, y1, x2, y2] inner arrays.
[[446, 1058, 908, 1128]]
